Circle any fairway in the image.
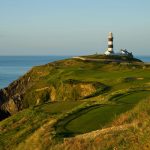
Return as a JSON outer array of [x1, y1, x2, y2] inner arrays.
[[110, 90, 150, 104], [56, 90, 150, 136], [39, 101, 83, 114]]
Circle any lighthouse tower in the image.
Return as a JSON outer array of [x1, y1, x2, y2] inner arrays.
[[105, 32, 114, 55]]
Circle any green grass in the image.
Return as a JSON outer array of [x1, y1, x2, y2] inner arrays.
[[0, 101, 83, 150], [110, 90, 150, 104], [55, 91, 150, 136], [53, 96, 150, 150], [65, 105, 129, 133], [38, 101, 83, 114]]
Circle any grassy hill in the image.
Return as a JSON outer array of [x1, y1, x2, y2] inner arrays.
[[0, 55, 150, 150]]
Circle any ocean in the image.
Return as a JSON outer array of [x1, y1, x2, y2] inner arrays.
[[0, 56, 69, 89], [0, 56, 149, 89]]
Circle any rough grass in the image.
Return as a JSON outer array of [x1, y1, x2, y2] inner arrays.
[[0, 101, 83, 150], [53, 96, 150, 150]]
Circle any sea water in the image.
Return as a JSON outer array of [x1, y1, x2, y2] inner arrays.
[[0, 56, 149, 89], [0, 56, 69, 89]]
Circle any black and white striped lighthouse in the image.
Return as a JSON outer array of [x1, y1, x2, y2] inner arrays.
[[108, 32, 114, 53], [105, 32, 114, 55]]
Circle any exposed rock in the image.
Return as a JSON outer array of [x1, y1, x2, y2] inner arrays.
[[0, 71, 35, 120], [50, 87, 57, 101], [1, 98, 18, 115]]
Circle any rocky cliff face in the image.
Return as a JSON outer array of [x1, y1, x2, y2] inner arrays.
[[0, 66, 37, 119], [0, 79, 107, 121]]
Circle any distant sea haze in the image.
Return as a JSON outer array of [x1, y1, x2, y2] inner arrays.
[[0, 55, 149, 89]]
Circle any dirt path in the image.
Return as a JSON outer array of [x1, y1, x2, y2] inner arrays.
[[73, 56, 127, 62]]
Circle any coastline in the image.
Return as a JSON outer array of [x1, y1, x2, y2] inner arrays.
[[0, 55, 149, 89]]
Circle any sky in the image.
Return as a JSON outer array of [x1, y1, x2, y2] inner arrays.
[[0, 0, 150, 56]]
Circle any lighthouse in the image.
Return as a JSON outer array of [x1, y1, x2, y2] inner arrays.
[[105, 32, 114, 55]]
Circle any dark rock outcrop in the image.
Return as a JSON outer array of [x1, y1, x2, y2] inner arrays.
[[0, 109, 10, 121]]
